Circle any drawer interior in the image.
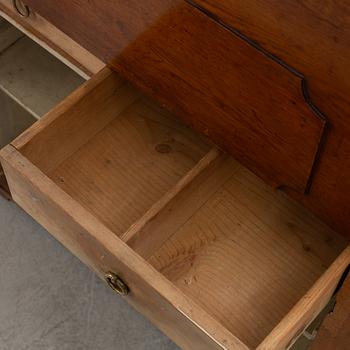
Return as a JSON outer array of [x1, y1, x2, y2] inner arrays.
[[144, 162, 346, 348], [15, 69, 211, 236], [11, 68, 348, 349]]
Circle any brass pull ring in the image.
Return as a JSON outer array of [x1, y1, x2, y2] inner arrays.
[[105, 272, 129, 296], [12, 0, 30, 17]]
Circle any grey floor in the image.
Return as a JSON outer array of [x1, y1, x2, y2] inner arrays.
[[0, 195, 179, 350]]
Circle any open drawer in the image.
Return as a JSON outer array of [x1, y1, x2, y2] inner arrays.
[[1, 67, 349, 350]]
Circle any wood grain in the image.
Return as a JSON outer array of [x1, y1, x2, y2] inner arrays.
[[116, 3, 329, 195], [13, 68, 209, 238], [22, 0, 350, 239], [125, 152, 238, 259], [189, 0, 350, 239], [0, 145, 248, 350], [149, 163, 346, 348], [47, 97, 209, 236], [122, 148, 222, 247]]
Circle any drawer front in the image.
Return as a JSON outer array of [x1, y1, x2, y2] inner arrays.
[[22, 0, 326, 194]]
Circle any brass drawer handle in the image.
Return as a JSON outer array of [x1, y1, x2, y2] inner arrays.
[[12, 0, 30, 17], [105, 272, 129, 296]]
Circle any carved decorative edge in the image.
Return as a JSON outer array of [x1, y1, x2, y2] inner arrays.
[[187, 0, 329, 194]]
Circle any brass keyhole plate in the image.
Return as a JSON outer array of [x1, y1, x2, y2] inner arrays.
[[13, 0, 30, 17], [105, 272, 129, 296]]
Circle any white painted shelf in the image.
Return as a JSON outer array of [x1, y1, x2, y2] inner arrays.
[[0, 18, 84, 118]]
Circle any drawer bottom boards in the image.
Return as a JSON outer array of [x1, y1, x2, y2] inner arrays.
[[1, 68, 349, 350]]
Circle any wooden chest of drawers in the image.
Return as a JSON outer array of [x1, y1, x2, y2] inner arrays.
[[0, 1, 349, 349]]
